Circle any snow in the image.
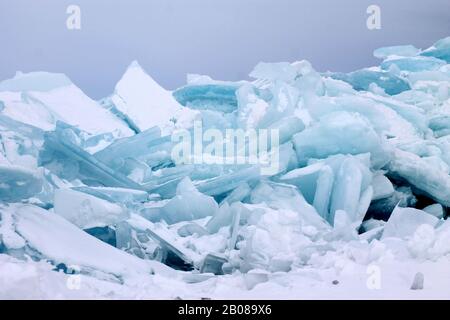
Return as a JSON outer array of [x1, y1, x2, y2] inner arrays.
[[109, 61, 198, 134], [0, 73, 133, 138]]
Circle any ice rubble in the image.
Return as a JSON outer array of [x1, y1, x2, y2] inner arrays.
[[1, 37, 450, 298]]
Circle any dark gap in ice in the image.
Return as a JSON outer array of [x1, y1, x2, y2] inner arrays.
[[84, 226, 117, 247]]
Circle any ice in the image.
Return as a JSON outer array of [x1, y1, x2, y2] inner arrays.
[[107, 61, 198, 134], [196, 165, 261, 196], [280, 154, 373, 226], [330, 69, 411, 95], [2, 36, 450, 298], [249, 181, 329, 230], [329, 158, 366, 225], [381, 56, 446, 72], [293, 111, 391, 168], [54, 188, 129, 229], [421, 37, 450, 63], [250, 62, 298, 82], [389, 149, 450, 206], [10, 204, 170, 276], [0, 164, 42, 201], [206, 202, 233, 234], [161, 178, 218, 224], [39, 125, 144, 190], [71, 186, 148, 206], [371, 173, 395, 201], [174, 83, 240, 113], [200, 253, 227, 275], [382, 206, 439, 239], [373, 45, 421, 59], [423, 203, 445, 219], [0, 72, 133, 138]]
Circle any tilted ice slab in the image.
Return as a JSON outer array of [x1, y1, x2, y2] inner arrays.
[[0, 72, 133, 138], [389, 149, 450, 207], [106, 61, 198, 134], [10, 204, 172, 277]]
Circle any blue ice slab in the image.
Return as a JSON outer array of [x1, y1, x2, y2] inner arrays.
[[0, 165, 43, 201], [293, 111, 392, 168], [94, 126, 173, 172], [330, 69, 411, 95], [381, 56, 446, 72], [161, 177, 218, 224], [173, 84, 240, 113], [72, 186, 149, 205], [39, 128, 144, 190], [196, 165, 261, 197], [373, 45, 421, 59], [421, 37, 450, 63], [0, 72, 71, 92]]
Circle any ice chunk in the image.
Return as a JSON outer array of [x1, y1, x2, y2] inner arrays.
[[330, 69, 411, 95], [196, 165, 260, 196], [127, 214, 202, 269], [374, 45, 421, 59], [200, 253, 227, 275], [250, 62, 297, 82], [54, 189, 129, 229], [382, 206, 439, 239], [173, 83, 240, 113], [220, 182, 251, 205], [94, 126, 162, 165], [423, 203, 445, 219], [267, 116, 304, 144], [381, 56, 446, 72], [0, 72, 133, 137], [236, 84, 269, 129], [421, 37, 450, 63], [13, 204, 169, 276], [280, 154, 372, 225], [109, 61, 198, 133], [293, 111, 391, 168], [389, 149, 450, 207], [313, 165, 334, 220], [371, 173, 395, 201], [238, 206, 314, 272], [250, 181, 329, 230], [306, 95, 420, 143], [161, 178, 218, 224], [71, 186, 148, 206], [364, 93, 428, 133], [39, 128, 144, 190], [177, 222, 208, 237], [93, 126, 175, 174], [0, 209, 26, 250], [0, 71, 72, 92], [0, 165, 42, 201], [329, 158, 364, 225], [279, 161, 325, 204], [206, 202, 233, 234]]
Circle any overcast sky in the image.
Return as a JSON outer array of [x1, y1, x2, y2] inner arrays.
[[1, 0, 449, 98]]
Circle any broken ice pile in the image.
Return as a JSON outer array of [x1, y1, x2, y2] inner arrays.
[[1, 37, 450, 284]]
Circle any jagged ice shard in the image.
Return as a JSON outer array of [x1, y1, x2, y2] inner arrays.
[[1, 37, 450, 299]]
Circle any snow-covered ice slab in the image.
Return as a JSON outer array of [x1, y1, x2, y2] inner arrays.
[[11, 204, 171, 277]]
